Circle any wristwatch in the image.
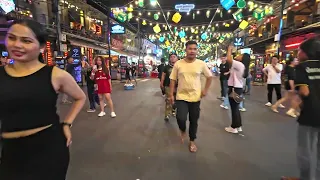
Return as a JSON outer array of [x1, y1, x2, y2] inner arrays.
[[62, 122, 72, 128]]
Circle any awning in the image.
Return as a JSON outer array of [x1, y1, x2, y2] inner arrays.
[[111, 48, 137, 57], [68, 39, 108, 52]]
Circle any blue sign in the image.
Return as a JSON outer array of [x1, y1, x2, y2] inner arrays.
[[111, 24, 126, 34], [220, 0, 235, 11], [234, 37, 244, 46], [175, 4, 195, 13]]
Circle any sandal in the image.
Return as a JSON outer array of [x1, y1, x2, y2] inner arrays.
[[189, 143, 197, 153], [180, 132, 186, 144]]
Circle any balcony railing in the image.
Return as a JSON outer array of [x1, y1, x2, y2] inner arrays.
[[245, 17, 320, 47]]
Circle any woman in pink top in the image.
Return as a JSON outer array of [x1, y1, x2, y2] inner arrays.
[[225, 45, 250, 134]]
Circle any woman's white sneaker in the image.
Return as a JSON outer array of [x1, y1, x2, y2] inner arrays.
[[110, 112, 116, 118], [98, 112, 106, 117], [225, 127, 239, 134]]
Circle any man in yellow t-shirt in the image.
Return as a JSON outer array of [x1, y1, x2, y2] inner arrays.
[[169, 41, 213, 153]]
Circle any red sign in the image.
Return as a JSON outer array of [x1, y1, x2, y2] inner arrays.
[[283, 33, 317, 50], [111, 38, 123, 50]]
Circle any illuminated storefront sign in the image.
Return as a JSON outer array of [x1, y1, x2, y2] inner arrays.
[[0, 0, 15, 14], [111, 24, 126, 34], [174, 4, 195, 13], [233, 37, 244, 46]]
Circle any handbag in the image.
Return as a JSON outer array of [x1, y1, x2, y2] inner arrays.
[[228, 70, 243, 103]]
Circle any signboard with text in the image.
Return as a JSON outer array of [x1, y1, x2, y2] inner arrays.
[[174, 4, 195, 12], [111, 24, 126, 34]]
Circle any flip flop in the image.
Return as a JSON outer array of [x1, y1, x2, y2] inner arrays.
[[189, 144, 197, 153]]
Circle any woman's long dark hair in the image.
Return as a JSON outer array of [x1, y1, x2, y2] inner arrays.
[[300, 36, 320, 60], [241, 53, 251, 78], [94, 56, 109, 75], [8, 19, 48, 63]]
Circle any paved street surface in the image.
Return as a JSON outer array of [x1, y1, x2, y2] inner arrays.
[[58, 77, 298, 180]]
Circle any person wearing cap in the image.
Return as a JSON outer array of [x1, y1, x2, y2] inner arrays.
[[160, 53, 178, 121], [218, 54, 230, 108]]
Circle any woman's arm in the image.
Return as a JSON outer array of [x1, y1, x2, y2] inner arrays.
[[226, 45, 233, 66], [53, 67, 86, 124]]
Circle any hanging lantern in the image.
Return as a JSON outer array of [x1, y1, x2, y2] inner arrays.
[[206, 10, 210, 18], [153, 24, 161, 33], [117, 12, 127, 22], [167, 12, 170, 19], [224, 23, 230, 27], [239, 20, 249, 30], [172, 12, 182, 23], [165, 40, 170, 46], [237, 0, 246, 9], [192, 13, 195, 19], [142, 20, 147, 25], [127, 7, 133, 12], [194, 30, 198, 34], [211, 27, 215, 32], [138, 0, 144, 7], [191, 28, 195, 33], [220, 0, 235, 11], [181, 37, 186, 43], [159, 36, 165, 42], [232, 9, 243, 21], [265, 7, 274, 15], [253, 8, 265, 21], [164, 25, 167, 30], [218, 36, 225, 43], [127, 13, 133, 20], [201, 33, 208, 40], [175, 31, 178, 36], [154, 13, 159, 20], [178, 30, 186, 38]]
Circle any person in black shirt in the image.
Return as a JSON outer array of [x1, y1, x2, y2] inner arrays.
[[282, 37, 320, 180], [271, 57, 300, 117], [62, 55, 81, 103], [125, 64, 132, 84], [131, 62, 138, 85], [160, 53, 178, 121], [85, 66, 100, 112], [218, 53, 230, 101], [157, 58, 166, 96]]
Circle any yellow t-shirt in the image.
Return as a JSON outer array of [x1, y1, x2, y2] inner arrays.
[[169, 59, 213, 102]]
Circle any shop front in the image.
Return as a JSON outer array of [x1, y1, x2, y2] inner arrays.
[[281, 32, 317, 60]]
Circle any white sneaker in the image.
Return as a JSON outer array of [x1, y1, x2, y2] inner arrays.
[[225, 127, 239, 134], [279, 104, 285, 108], [98, 112, 106, 117], [220, 104, 229, 110], [110, 112, 116, 118], [265, 102, 272, 107], [286, 109, 297, 118], [237, 127, 243, 132], [239, 108, 246, 112]]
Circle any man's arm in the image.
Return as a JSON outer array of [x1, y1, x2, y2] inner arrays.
[[272, 64, 281, 73], [202, 62, 213, 94], [295, 65, 310, 97], [262, 65, 268, 76]]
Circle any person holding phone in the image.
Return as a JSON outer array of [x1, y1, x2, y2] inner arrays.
[[91, 56, 116, 118]]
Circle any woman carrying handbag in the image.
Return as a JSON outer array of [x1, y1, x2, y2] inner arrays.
[[225, 45, 250, 134]]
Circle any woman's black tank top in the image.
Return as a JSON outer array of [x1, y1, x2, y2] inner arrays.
[[0, 66, 59, 132]]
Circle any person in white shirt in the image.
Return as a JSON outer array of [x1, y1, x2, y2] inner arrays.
[[262, 56, 284, 108], [224, 45, 250, 134]]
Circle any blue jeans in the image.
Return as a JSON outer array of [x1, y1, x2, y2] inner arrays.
[[297, 125, 320, 180], [222, 80, 229, 107], [246, 77, 252, 93]]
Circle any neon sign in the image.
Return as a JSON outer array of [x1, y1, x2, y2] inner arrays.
[[175, 4, 195, 13], [234, 37, 244, 46], [111, 24, 126, 34], [0, 0, 15, 14]]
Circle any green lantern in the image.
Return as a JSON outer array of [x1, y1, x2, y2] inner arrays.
[[154, 13, 159, 20], [138, 0, 144, 7], [265, 7, 274, 15], [117, 12, 127, 22], [127, 12, 133, 21], [253, 8, 265, 21], [233, 9, 243, 21], [237, 0, 246, 9]]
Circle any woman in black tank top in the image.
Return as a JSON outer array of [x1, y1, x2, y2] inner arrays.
[[0, 20, 86, 180]]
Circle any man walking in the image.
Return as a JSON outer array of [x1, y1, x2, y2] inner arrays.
[[160, 53, 178, 121], [218, 54, 230, 109], [263, 55, 284, 107], [169, 41, 213, 153]]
